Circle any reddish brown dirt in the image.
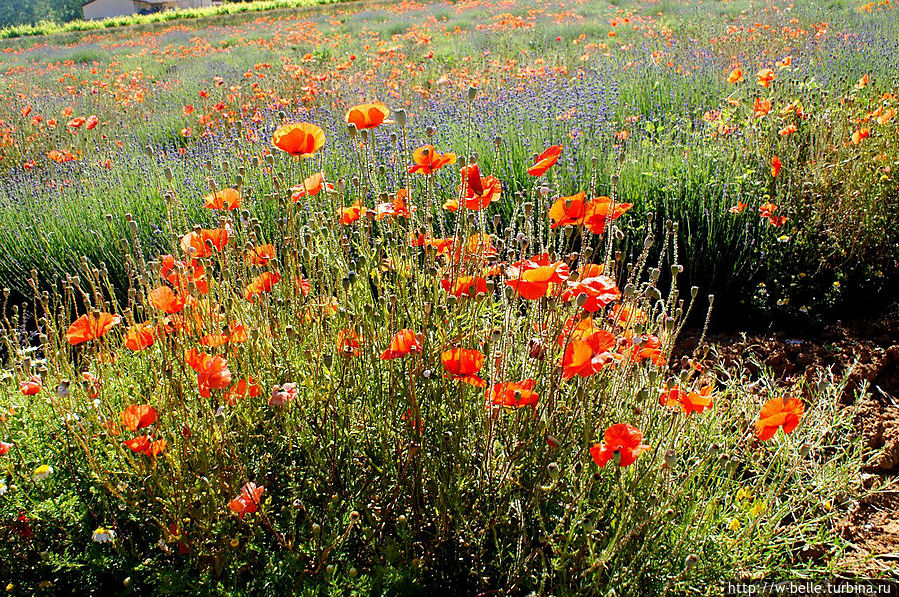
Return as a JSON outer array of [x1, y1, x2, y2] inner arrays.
[[676, 310, 899, 575]]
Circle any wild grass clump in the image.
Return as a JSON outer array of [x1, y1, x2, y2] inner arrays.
[[0, 100, 865, 594]]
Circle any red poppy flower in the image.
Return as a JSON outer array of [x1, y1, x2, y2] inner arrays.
[[561, 329, 618, 379], [561, 271, 620, 312], [488, 379, 539, 409], [375, 189, 414, 220], [185, 349, 233, 397], [246, 244, 276, 267], [548, 191, 587, 228], [453, 164, 501, 211], [180, 228, 229, 258], [337, 329, 362, 357], [583, 197, 632, 235], [19, 375, 42, 396], [345, 102, 391, 130], [229, 482, 264, 519], [770, 155, 782, 178], [0, 441, 11, 456], [380, 329, 422, 360], [409, 145, 457, 175], [441, 348, 486, 387], [851, 127, 870, 145], [729, 202, 747, 214], [757, 396, 804, 441], [149, 286, 188, 314], [66, 312, 121, 345], [124, 435, 167, 457], [121, 404, 158, 431], [527, 145, 562, 176], [590, 423, 650, 467], [86, 115, 99, 130], [224, 378, 261, 405], [203, 188, 241, 210], [272, 122, 325, 157], [160, 255, 209, 294], [245, 272, 281, 302], [441, 275, 488, 298], [505, 254, 570, 300], [124, 323, 156, 351]]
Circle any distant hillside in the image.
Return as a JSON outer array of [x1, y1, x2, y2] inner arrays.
[[0, 0, 85, 28]]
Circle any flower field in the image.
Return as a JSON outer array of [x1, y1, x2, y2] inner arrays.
[[0, 0, 896, 594]]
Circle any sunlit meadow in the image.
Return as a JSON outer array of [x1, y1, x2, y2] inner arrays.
[[0, 0, 896, 594]]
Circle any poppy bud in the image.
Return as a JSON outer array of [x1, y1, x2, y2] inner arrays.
[[326, 565, 335, 576], [664, 450, 676, 469], [311, 523, 321, 536], [467, 86, 477, 102], [349, 568, 358, 578]]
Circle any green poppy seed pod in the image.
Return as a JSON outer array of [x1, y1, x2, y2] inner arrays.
[[359, 129, 368, 143], [670, 265, 679, 277], [163, 166, 173, 182], [548, 462, 559, 481], [503, 286, 515, 301], [728, 456, 739, 473], [467, 85, 477, 102], [650, 268, 660, 282], [326, 565, 335, 576], [394, 108, 407, 127], [800, 444, 811, 457], [523, 202, 534, 216], [576, 292, 589, 307], [582, 516, 596, 533], [446, 295, 458, 309], [389, 132, 398, 143], [691, 286, 699, 298], [145, 145, 154, 157], [612, 450, 622, 465], [222, 160, 230, 172], [494, 135, 502, 146], [664, 450, 676, 469], [426, 125, 436, 137], [234, 173, 243, 186], [128, 220, 138, 234], [265, 154, 274, 166], [311, 523, 321, 536]]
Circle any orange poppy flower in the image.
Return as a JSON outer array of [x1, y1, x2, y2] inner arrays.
[[759, 202, 778, 218], [337, 328, 362, 357], [272, 122, 325, 157], [66, 312, 121, 345], [19, 375, 42, 396], [291, 172, 334, 199], [203, 188, 241, 211], [757, 396, 804, 441], [729, 202, 747, 214], [590, 423, 650, 467], [149, 286, 187, 314], [379, 329, 422, 360], [86, 115, 99, 130], [185, 349, 232, 397], [727, 67, 744, 84], [124, 323, 156, 351], [756, 68, 775, 87], [583, 197, 632, 235], [441, 275, 488, 298], [246, 244, 276, 267], [622, 333, 665, 365], [548, 191, 587, 228], [561, 272, 620, 312], [441, 348, 487, 387], [455, 164, 501, 211], [229, 482, 264, 519], [505, 254, 570, 300], [561, 329, 618, 380], [121, 404, 158, 431], [527, 144, 562, 176], [659, 385, 713, 415], [345, 102, 391, 130], [338, 201, 367, 225], [851, 127, 870, 145], [779, 124, 797, 137], [409, 145, 457, 175], [245, 271, 281, 302], [488, 379, 539, 409], [753, 97, 772, 118]]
